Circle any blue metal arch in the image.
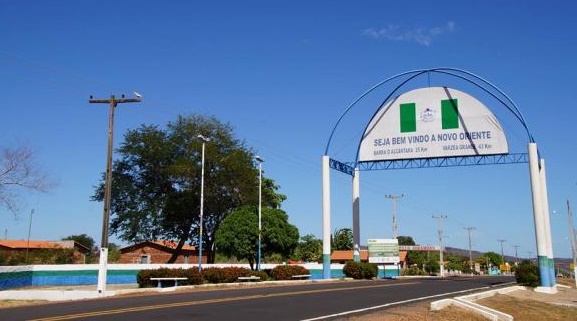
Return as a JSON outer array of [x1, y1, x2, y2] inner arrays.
[[324, 68, 534, 169]]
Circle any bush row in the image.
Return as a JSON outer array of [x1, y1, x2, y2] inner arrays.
[[342, 261, 378, 279], [137, 267, 203, 288], [136, 265, 309, 287]]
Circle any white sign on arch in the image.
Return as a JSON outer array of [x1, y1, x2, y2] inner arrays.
[[359, 87, 509, 161]]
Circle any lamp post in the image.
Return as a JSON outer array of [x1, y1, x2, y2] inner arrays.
[[197, 134, 210, 271], [255, 155, 264, 271], [25, 209, 35, 265]]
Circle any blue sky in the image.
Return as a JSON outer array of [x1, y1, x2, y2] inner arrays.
[[1, 1, 576, 259]]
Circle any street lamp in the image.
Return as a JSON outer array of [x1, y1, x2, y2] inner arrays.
[[25, 209, 35, 265], [255, 155, 264, 271], [197, 134, 210, 271]]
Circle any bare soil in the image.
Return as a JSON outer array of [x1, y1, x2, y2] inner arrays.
[[344, 278, 577, 321]]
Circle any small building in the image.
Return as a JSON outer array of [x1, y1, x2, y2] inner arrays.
[[330, 249, 407, 265], [0, 239, 91, 264], [119, 240, 206, 264]]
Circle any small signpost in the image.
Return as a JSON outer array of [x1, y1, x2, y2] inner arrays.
[[368, 239, 400, 277]]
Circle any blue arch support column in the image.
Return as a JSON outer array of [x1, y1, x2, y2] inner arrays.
[[528, 143, 556, 293], [539, 158, 556, 288]]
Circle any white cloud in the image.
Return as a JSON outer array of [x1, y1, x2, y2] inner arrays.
[[363, 21, 455, 46]]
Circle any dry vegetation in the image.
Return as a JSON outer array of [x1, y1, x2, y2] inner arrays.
[[345, 278, 577, 321]]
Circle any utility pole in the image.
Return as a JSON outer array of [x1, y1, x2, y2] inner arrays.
[[89, 93, 141, 296], [464, 227, 475, 272], [567, 199, 577, 288], [512, 245, 521, 263], [432, 215, 448, 277], [497, 239, 507, 270], [386, 194, 404, 238]]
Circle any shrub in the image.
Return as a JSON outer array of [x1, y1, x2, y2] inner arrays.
[[201, 267, 226, 284], [270, 265, 309, 280], [250, 270, 269, 281], [515, 260, 540, 287], [201, 266, 252, 283], [402, 266, 426, 276], [343, 261, 378, 279], [136, 267, 202, 288]]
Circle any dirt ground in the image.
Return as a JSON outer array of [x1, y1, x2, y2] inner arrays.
[[344, 278, 577, 321]]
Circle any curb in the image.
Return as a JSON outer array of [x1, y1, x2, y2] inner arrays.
[[430, 285, 524, 321]]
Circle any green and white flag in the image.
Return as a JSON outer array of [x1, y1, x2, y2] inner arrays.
[[400, 99, 459, 133], [359, 86, 509, 162]]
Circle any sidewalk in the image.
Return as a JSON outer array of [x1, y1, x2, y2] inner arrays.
[[0, 279, 327, 303], [0, 283, 153, 302]]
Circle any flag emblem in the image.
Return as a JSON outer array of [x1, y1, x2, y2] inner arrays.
[[399, 99, 459, 133]]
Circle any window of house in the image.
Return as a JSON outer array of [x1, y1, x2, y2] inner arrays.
[[140, 255, 150, 264]]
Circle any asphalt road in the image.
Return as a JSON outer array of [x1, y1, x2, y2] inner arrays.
[[2, 275, 515, 321]]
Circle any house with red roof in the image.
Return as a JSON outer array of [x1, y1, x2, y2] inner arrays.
[[0, 239, 91, 264], [119, 240, 206, 264]]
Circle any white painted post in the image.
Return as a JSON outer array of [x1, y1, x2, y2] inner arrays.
[[528, 143, 553, 292], [322, 155, 331, 279], [96, 248, 108, 296], [539, 158, 556, 286], [353, 167, 361, 262]]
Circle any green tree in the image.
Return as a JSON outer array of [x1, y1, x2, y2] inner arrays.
[[331, 228, 353, 251], [406, 251, 427, 269], [107, 243, 121, 263], [397, 235, 416, 246], [62, 234, 97, 263], [62, 234, 95, 251], [292, 234, 322, 262], [424, 251, 440, 274], [215, 206, 299, 270], [445, 253, 466, 271], [92, 114, 285, 264], [485, 251, 503, 266], [397, 235, 427, 271]]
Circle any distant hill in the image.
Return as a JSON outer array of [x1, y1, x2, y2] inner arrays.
[[443, 246, 573, 265]]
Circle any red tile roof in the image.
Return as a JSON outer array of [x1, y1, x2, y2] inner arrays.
[[120, 240, 196, 252], [151, 240, 196, 251], [0, 240, 72, 249]]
